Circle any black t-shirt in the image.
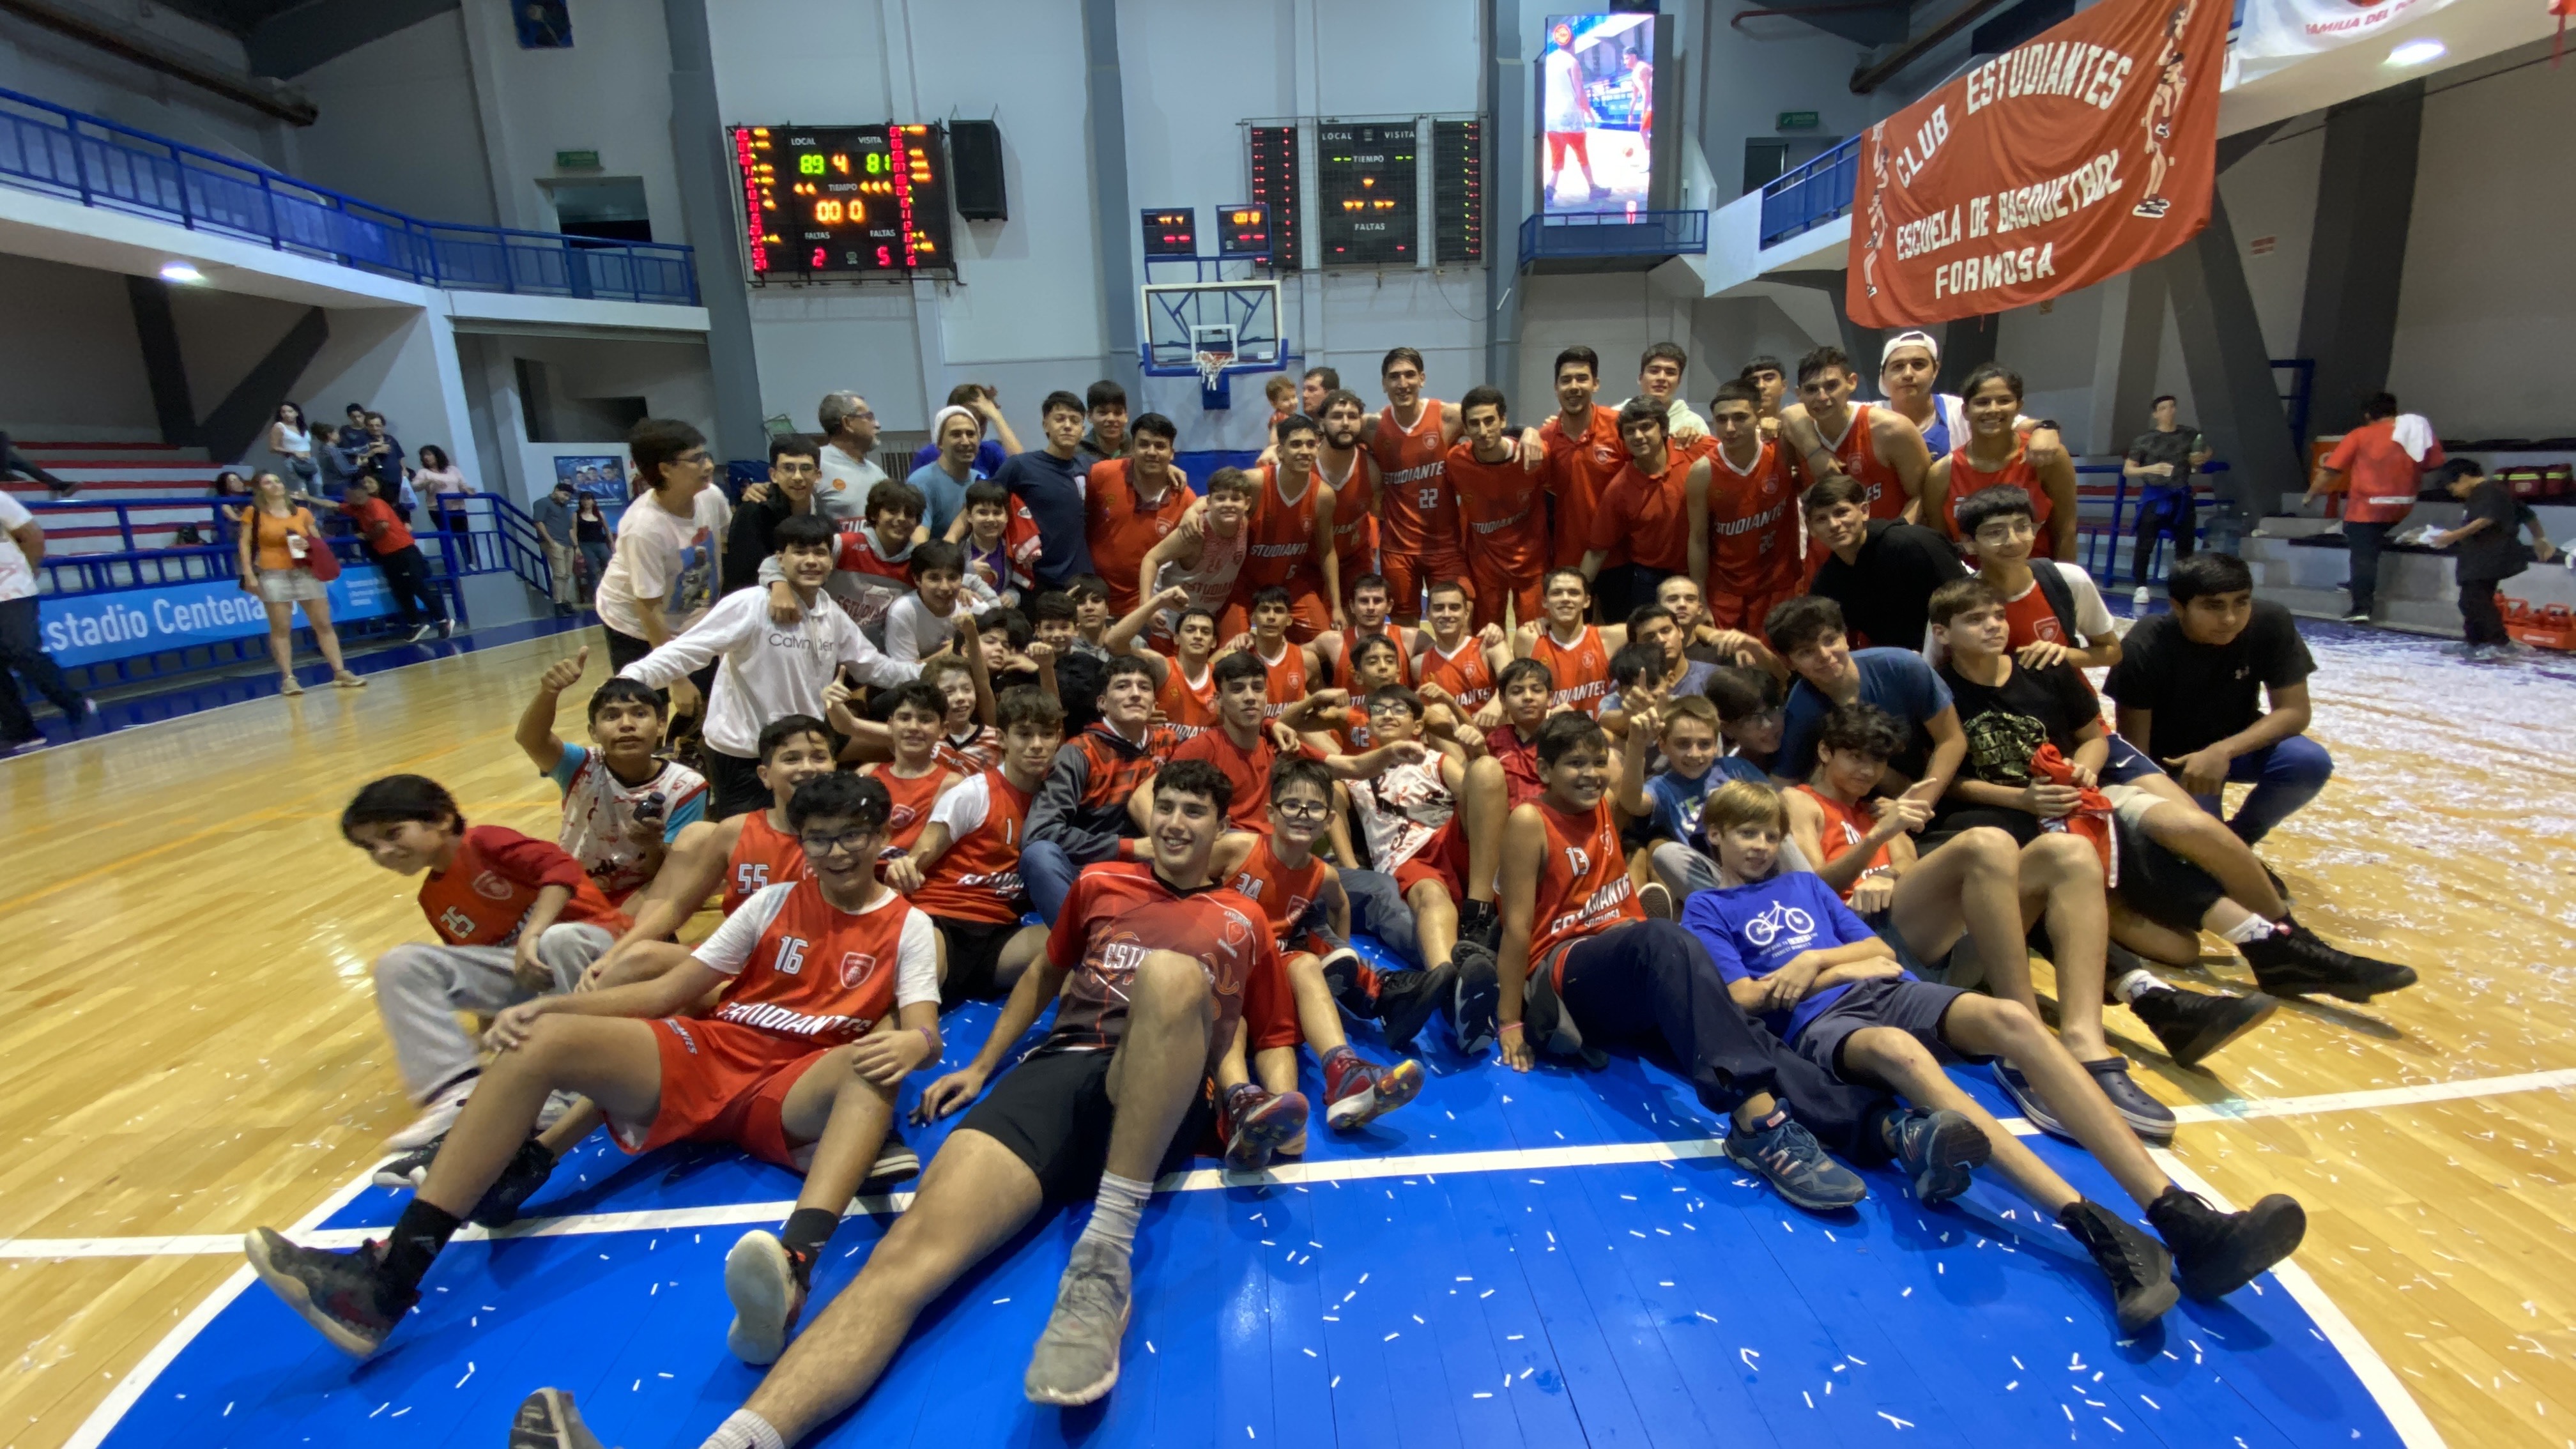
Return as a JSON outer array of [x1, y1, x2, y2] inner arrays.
[[2455, 480, 2525, 583], [1940, 658, 2099, 788], [1811, 520, 1968, 652], [2104, 602, 2314, 760], [2126, 427, 2202, 487]]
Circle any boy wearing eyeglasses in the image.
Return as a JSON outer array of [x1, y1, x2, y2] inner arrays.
[[244, 772, 944, 1364]]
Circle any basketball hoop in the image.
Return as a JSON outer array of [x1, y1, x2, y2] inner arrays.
[[1193, 349, 1235, 391]]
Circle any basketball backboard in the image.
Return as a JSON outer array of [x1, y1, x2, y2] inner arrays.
[[1139, 279, 1288, 410]]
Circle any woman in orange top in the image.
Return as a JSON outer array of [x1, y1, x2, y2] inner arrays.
[[1922, 364, 2079, 560], [235, 470, 361, 694]]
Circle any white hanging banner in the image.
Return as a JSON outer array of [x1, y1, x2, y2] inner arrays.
[[2232, 0, 2461, 82]]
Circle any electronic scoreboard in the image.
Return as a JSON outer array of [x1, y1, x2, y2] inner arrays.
[[1140, 208, 1198, 258], [1317, 122, 1417, 266], [729, 123, 956, 280]]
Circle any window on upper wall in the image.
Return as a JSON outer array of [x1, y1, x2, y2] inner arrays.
[[546, 178, 651, 243]]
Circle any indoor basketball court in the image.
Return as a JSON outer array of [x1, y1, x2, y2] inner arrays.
[[2, 2, 2572, 1448]]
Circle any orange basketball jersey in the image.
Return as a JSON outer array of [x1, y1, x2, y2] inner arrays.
[[1155, 657, 1221, 739], [1532, 624, 1613, 718], [1526, 797, 1642, 979], [1371, 399, 1461, 558], [1940, 446, 2054, 557], [700, 879, 923, 1046], [1241, 463, 1324, 592], [1225, 832, 1331, 947], [912, 768, 1036, 925], [1419, 635, 1496, 712], [1791, 783, 1894, 900], [1816, 402, 1909, 521], [724, 808, 812, 916], [1257, 641, 1310, 717], [1319, 448, 1378, 581], [858, 763, 947, 853]]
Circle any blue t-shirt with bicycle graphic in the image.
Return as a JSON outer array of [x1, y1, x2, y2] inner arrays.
[[1680, 870, 1896, 1042]]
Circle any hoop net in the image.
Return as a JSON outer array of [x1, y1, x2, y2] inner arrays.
[[1193, 349, 1235, 389]]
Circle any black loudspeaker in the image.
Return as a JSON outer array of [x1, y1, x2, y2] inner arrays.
[[950, 119, 1007, 222], [1607, 0, 1657, 12]]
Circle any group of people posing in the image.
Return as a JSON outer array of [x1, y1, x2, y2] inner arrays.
[[241, 339, 2417, 1449]]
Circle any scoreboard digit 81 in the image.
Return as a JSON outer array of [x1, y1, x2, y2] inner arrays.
[[730, 123, 956, 280]]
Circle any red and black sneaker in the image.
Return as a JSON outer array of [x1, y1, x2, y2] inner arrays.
[[243, 1228, 414, 1356], [1323, 1050, 1423, 1130], [1222, 1085, 1310, 1172], [1318, 946, 1380, 1020]]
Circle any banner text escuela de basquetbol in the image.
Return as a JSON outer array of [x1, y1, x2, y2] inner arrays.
[[1846, 0, 2230, 330], [38, 571, 394, 670]]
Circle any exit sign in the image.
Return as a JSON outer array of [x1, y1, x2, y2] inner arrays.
[[555, 150, 601, 169], [1776, 111, 1821, 131]]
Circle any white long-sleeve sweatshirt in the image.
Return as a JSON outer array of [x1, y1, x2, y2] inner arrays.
[[620, 586, 919, 760]]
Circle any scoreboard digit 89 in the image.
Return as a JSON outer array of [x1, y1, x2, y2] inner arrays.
[[730, 124, 957, 280]]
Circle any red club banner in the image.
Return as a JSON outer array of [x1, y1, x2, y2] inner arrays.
[[1846, 0, 2231, 328]]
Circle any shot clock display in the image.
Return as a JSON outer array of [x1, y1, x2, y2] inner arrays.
[[729, 123, 956, 280], [1216, 202, 1271, 260]]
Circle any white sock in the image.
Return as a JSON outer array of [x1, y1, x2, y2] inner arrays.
[[702, 1411, 785, 1449], [2111, 969, 2162, 1004], [1076, 1170, 1153, 1256], [2220, 914, 2276, 945]]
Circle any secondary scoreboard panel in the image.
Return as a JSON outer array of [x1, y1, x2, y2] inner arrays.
[[730, 123, 955, 280], [1317, 122, 1416, 267], [1246, 125, 1302, 271], [1433, 118, 1483, 265]]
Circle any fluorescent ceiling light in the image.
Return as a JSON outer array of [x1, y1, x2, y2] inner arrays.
[[158, 262, 204, 282], [2386, 38, 2446, 66]]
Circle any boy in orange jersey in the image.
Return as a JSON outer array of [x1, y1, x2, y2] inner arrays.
[[1082, 413, 1193, 617], [1315, 388, 1382, 602], [887, 686, 1064, 1006], [1412, 578, 1511, 727], [1103, 585, 1222, 739], [1583, 397, 1708, 620], [1682, 779, 2306, 1331], [1513, 567, 1630, 718], [1234, 415, 1339, 641], [1238, 584, 1322, 717], [335, 774, 632, 1151], [1687, 381, 1804, 632], [1481, 714, 1880, 1213], [1774, 346, 1931, 524], [1446, 385, 1550, 631], [1210, 757, 1426, 1171], [829, 679, 962, 855], [1172, 652, 1421, 834], [1538, 346, 1629, 580], [514, 651, 707, 906], [1315, 572, 1414, 689], [253, 774, 939, 1362], [585, 715, 837, 983], [1138, 467, 1255, 650], [1360, 347, 1467, 624], [1020, 654, 1178, 923], [1438, 656, 1559, 959], [1922, 365, 2080, 560]]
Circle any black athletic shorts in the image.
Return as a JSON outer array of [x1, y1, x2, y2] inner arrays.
[[958, 1048, 1217, 1206], [937, 917, 1029, 1009], [2110, 809, 2226, 933], [1793, 977, 1990, 1080]]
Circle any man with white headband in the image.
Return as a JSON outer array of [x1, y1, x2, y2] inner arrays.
[[907, 404, 988, 540], [1864, 332, 2066, 471]]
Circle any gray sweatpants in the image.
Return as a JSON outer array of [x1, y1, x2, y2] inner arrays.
[[372, 923, 617, 1102]]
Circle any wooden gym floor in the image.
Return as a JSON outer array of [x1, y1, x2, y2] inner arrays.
[[0, 624, 2568, 1447]]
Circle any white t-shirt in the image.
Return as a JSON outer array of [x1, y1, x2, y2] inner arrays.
[[882, 591, 966, 663], [692, 883, 941, 1009], [815, 443, 887, 523], [546, 744, 709, 901], [0, 493, 34, 602], [595, 489, 722, 640], [1542, 47, 1586, 131]]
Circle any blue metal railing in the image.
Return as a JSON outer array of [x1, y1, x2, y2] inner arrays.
[[1758, 135, 1860, 249], [1515, 209, 1709, 270], [0, 85, 697, 305]]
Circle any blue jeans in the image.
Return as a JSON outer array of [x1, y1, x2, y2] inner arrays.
[[1020, 840, 1085, 924], [2190, 735, 2333, 845], [1337, 869, 1425, 968]]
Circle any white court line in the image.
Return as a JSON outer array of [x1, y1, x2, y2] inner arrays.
[[2149, 1148, 2449, 1449], [14, 1064, 2575, 1262]]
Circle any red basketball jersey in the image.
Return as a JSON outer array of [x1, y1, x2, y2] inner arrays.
[[1705, 437, 1803, 595], [1418, 634, 1496, 712], [1084, 459, 1197, 614], [1042, 861, 1275, 1056], [1532, 624, 1613, 718], [912, 767, 1036, 925], [1155, 657, 1220, 739], [1540, 404, 1628, 571], [417, 825, 629, 947], [1256, 641, 1308, 717], [1336, 619, 1414, 686], [1371, 399, 1460, 558], [1319, 448, 1378, 579], [696, 878, 931, 1046], [1445, 438, 1549, 582], [858, 762, 947, 852], [1241, 463, 1324, 592], [724, 808, 811, 916], [1526, 797, 1642, 980], [1223, 832, 1331, 947], [1940, 446, 2055, 557], [1815, 402, 1909, 521], [1791, 783, 1894, 900]]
